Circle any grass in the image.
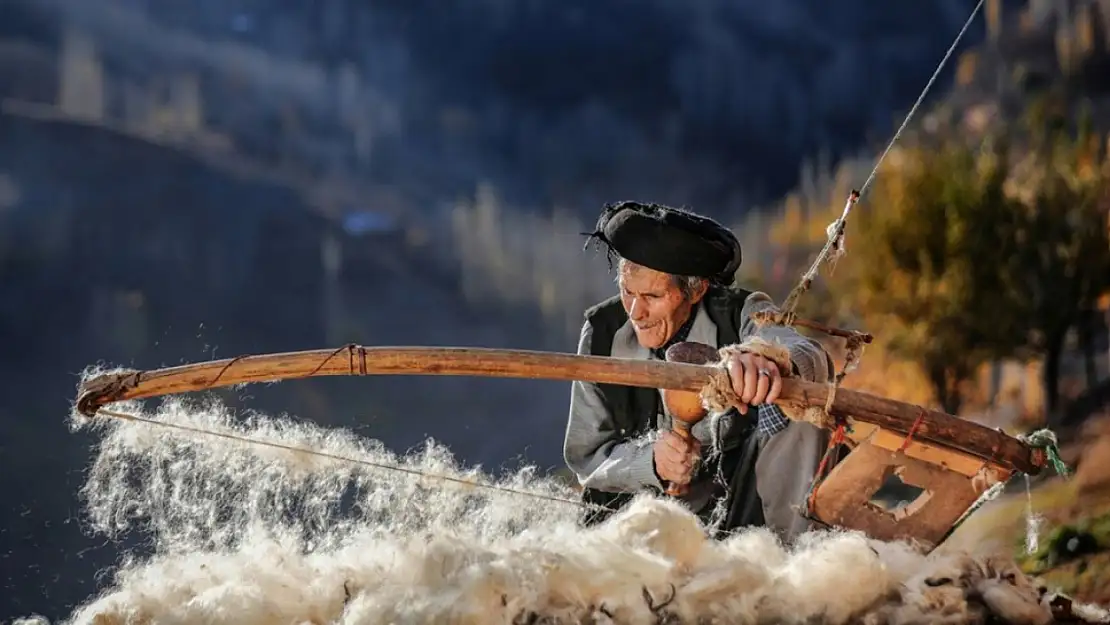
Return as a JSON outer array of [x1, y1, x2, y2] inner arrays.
[[1038, 551, 1110, 603], [944, 476, 1110, 605], [1022, 509, 1110, 603]]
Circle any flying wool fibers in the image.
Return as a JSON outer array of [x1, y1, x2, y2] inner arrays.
[[19, 372, 1110, 625]]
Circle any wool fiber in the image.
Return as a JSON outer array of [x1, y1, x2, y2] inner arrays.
[[21, 375, 1110, 625]]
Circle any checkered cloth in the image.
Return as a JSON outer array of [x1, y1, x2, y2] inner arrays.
[[756, 403, 791, 438]]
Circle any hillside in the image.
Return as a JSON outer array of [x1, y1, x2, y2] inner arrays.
[[2, 0, 992, 216]]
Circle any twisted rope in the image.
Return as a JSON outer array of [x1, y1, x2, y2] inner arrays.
[[778, 0, 987, 318]]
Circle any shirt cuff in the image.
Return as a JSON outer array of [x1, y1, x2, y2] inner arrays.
[[628, 444, 665, 492]]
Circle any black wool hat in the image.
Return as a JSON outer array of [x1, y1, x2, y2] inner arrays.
[[584, 200, 742, 286]]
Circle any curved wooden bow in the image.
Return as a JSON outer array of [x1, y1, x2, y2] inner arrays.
[[74, 343, 1046, 475]]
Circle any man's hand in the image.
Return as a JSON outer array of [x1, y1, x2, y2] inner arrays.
[[727, 352, 785, 415], [653, 430, 701, 486]]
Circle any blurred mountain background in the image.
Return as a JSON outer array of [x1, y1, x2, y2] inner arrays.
[[3, 0, 1110, 618]]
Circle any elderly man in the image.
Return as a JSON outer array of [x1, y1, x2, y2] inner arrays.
[[564, 200, 834, 542]]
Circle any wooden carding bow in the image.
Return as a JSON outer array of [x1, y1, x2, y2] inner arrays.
[[75, 343, 1046, 477]]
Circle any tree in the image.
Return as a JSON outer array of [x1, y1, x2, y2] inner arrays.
[[765, 159, 872, 325], [842, 137, 1022, 414], [1005, 104, 1110, 421]]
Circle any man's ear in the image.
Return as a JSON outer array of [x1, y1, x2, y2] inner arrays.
[[690, 278, 709, 303]]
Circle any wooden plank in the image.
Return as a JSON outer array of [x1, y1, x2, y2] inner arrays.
[[809, 440, 1001, 549], [844, 422, 998, 478]]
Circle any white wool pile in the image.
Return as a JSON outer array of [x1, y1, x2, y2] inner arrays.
[[23, 386, 1110, 625]]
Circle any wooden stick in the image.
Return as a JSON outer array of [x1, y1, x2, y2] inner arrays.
[[75, 344, 1043, 474]]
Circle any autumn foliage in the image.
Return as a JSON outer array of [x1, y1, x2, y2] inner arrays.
[[768, 99, 1110, 420]]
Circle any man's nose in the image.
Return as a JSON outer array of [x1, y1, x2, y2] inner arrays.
[[629, 298, 647, 320]]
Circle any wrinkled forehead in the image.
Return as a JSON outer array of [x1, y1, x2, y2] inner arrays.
[[617, 259, 673, 289]]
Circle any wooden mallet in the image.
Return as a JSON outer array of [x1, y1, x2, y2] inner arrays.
[[660, 341, 723, 496]]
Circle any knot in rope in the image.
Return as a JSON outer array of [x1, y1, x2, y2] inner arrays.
[[1019, 428, 1071, 478]]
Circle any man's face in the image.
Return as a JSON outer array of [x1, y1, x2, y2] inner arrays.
[[618, 262, 706, 350]]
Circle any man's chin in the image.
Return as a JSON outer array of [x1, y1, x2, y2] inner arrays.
[[633, 330, 666, 350]]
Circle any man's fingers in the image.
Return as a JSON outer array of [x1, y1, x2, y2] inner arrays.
[[741, 357, 757, 404], [670, 458, 695, 483], [656, 430, 702, 485], [727, 357, 750, 414], [658, 450, 702, 484], [728, 353, 791, 408], [656, 453, 679, 483], [727, 357, 742, 395], [668, 470, 691, 486], [672, 437, 700, 466], [661, 434, 681, 454], [752, 367, 771, 405], [659, 435, 698, 476], [662, 431, 693, 455], [667, 447, 691, 468], [661, 446, 684, 469], [767, 371, 783, 405], [659, 457, 691, 484]]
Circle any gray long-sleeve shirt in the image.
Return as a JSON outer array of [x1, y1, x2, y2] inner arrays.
[[562, 290, 833, 542]]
